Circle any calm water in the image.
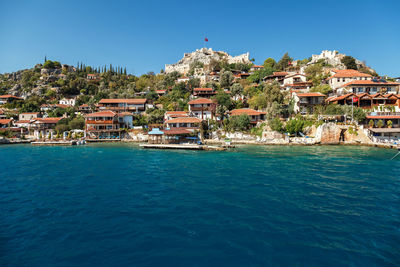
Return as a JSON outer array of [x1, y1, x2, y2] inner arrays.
[[0, 144, 399, 266]]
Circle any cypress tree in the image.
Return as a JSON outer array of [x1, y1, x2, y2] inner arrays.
[[124, 67, 127, 75], [44, 55, 47, 63]]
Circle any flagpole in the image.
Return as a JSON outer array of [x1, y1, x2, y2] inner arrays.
[[351, 97, 354, 124]]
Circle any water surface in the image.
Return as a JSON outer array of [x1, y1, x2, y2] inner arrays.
[[0, 144, 399, 266]]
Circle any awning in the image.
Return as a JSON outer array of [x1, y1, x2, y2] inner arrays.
[[369, 128, 400, 133], [148, 128, 164, 135]]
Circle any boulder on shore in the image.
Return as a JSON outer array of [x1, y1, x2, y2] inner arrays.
[[315, 123, 342, 144]]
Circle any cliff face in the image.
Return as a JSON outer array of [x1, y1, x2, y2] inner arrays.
[[315, 123, 373, 144], [315, 123, 342, 144], [165, 48, 250, 74]]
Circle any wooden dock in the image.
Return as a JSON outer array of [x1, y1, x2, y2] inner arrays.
[[31, 141, 81, 146], [140, 144, 226, 151]]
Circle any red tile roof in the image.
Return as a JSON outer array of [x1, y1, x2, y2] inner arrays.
[[85, 111, 117, 118], [99, 99, 146, 104], [341, 80, 400, 87], [165, 117, 202, 124], [230, 108, 266, 116], [328, 69, 372, 79], [165, 111, 187, 115], [0, 119, 12, 124], [0, 95, 23, 100], [328, 93, 356, 102], [366, 115, 400, 119], [252, 65, 264, 68], [163, 129, 192, 135], [15, 120, 31, 124], [20, 112, 39, 115], [40, 103, 69, 109], [383, 93, 400, 99], [296, 92, 326, 97], [188, 98, 213, 105], [273, 72, 288, 76], [118, 112, 133, 116], [33, 117, 62, 124]]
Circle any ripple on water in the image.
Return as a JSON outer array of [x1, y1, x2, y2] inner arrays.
[[0, 144, 399, 266]]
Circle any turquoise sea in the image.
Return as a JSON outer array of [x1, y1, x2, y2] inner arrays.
[[0, 144, 399, 266]]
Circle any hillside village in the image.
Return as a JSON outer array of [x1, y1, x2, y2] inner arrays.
[[1, 48, 400, 146]]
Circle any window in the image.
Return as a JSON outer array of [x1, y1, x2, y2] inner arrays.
[[342, 78, 345, 82]]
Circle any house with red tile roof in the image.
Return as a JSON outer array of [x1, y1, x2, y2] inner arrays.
[[164, 111, 189, 121], [156, 90, 166, 96], [327, 69, 372, 90], [283, 73, 307, 86], [19, 112, 41, 121], [229, 108, 266, 125], [98, 99, 147, 113], [84, 111, 122, 139], [292, 92, 326, 114], [339, 79, 400, 95], [0, 95, 23, 105], [164, 117, 202, 132], [87, 73, 100, 80], [193, 88, 216, 98], [250, 65, 264, 72], [263, 72, 289, 85], [327, 93, 400, 111], [0, 118, 13, 128], [188, 98, 215, 120], [29, 117, 63, 139], [284, 82, 313, 92], [78, 104, 92, 114], [40, 103, 70, 112]]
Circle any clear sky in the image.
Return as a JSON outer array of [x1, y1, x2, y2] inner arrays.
[[0, 0, 399, 76]]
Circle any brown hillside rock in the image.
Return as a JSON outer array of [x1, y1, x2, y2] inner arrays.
[[315, 123, 342, 144]]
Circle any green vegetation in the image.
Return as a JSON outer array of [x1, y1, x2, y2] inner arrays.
[[268, 117, 284, 133], [310, 84, 332, 95], [250, 122, 266, 137], [369, 120, 374, 128], [43, 60, 61, 69], [224, 114, 251, 132], [341, 56, 357, 70]]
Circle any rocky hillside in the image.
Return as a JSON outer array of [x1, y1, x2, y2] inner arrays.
[[165, 48, 251, 74], [298, 50, 376, 75]]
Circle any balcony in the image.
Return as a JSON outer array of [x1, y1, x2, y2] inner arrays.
[[86, 120, 114, 124], [190, 107, 212, 112]]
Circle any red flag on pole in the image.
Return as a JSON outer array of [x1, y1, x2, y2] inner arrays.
[[205, 38, 208, 42], [352, 97, 358, 102]]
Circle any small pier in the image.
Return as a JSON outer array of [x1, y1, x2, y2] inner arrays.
[[32, 141, 74, 146], [31, 140, 86, 146], [140, 144, 226, 151]]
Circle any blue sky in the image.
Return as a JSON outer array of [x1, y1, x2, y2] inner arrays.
[[0, 0, 399, 76]]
